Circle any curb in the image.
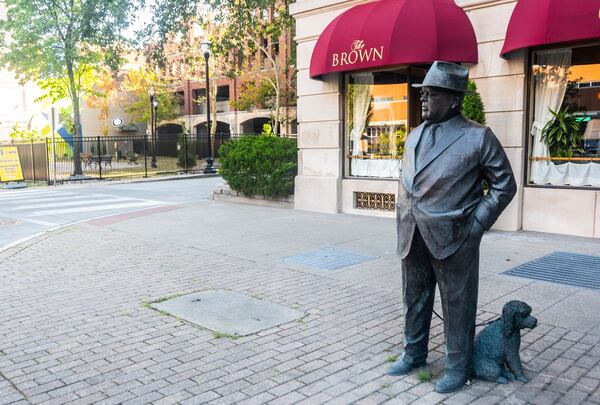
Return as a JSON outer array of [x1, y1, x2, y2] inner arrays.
[[212, 193, 294, 209], [0, 173, 222, 192]]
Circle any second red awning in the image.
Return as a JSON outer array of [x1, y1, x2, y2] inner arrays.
[[501, 0, 600, 57], [309, 0, 478, 79]]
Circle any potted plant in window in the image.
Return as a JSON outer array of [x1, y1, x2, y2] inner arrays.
[[541, 105, 584, 163]]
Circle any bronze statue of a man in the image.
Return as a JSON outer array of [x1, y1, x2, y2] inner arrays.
[[388, 61, 517, 393]]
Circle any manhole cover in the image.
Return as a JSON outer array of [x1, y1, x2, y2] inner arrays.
[[0, 218, 19, 226], [282, 247, 377, 270], [503, 251, 600, 290], [151, 290, 304, 336]]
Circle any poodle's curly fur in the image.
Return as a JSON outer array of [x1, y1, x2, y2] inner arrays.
[[473, 300, 538, 384]]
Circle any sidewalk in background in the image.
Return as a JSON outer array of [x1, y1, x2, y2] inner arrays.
[[0, 200, 598, 404]]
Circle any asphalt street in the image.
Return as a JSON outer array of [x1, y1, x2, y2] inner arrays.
[[0, 176, 222, 252]]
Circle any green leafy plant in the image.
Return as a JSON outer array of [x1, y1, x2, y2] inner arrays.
[[218, 135, 297, 198], [8, 124, 42, 142], [261, 123, 273, 136], [385, 355, 398, 363], [462, 80, 486, 125], [395, 125, 407, 156], [541, 106, 583, 159]]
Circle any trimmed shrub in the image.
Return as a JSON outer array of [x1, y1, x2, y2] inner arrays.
[[462, 80, 486, 125], [218, 135, 297, 198], [177, 134, 197, 169]]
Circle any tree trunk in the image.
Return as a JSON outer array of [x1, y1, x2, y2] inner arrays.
[[258, 42, 281, 135], [67, 60, 83, 176]]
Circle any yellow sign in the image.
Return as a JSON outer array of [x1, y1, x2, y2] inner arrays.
[[0, 146, 24, 182]]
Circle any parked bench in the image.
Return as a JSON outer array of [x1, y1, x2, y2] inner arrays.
[[126, 153, 139, 165], [84, 155, 113, 169]]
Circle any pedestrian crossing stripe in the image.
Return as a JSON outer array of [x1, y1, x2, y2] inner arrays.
[[11, 197, 133, 211], [28, 201, 167, 217]]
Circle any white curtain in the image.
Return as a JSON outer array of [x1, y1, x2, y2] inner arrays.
[[349, 73, 373, 156], [351, 158, 401, 178], [530, 50, 600, 187]]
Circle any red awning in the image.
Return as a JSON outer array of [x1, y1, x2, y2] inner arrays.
[[309, 0, 478, 79], [501, 0, 600, 57]]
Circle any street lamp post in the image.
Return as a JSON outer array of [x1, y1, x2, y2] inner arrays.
[[148, 88, 158, 168], [201, 40, 217, 174], [153, 97, 159, 168]]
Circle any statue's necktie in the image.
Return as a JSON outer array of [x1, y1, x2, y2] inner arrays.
[[416, 124, 439, 171]]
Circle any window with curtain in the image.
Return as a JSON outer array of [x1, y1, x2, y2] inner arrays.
[[528, 44, 600, 188], [345, 69, 423, 178]]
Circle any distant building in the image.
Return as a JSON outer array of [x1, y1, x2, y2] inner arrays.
[[162, 12, 297, 137]]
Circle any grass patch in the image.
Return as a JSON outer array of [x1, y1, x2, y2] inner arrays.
[[213, 331, 240, 340], [154, 293, 184, 303], [416, 370, 434, 382], [381, 382, 391, 389], [386, 355, 398, 363], [142, 292, 186, 309]]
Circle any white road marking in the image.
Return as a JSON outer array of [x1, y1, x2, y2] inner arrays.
[[0, 194, 95, 206], [9, 197, 130, 211], [0, 189, 60, 197], [0, 192, 67, 201], [21, 218, 59, 226], [27, 201, 166, 217]]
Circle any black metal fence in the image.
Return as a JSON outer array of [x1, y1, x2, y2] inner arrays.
[[2, 133, 296, 184]]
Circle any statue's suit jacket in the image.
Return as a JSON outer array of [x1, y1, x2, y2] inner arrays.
[[397, 115, 516, 260]]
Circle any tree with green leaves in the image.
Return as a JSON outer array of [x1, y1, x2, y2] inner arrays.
[[462, 80, 486, 125], [119, 67, 181, 129], [0, 0, 135, 176]]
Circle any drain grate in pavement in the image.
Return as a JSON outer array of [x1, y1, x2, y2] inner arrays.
[[150, 290, 304, 336], [282, 247, 377, 270], [503, 251, 600, 290]]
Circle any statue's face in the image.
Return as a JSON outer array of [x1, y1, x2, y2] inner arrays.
[[420, 87, 461, 123]]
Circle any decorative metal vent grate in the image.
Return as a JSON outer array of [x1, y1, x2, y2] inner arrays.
[[354, 192, 396, 211], [502, 251, 600, 290]]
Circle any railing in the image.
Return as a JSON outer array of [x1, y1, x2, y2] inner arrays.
[[2, 132, 295, 184]]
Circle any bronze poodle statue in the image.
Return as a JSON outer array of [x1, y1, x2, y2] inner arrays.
[[473, 300, 537, 384]]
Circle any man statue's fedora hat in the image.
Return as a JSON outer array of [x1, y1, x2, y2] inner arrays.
[[412, 61, 470, 93]]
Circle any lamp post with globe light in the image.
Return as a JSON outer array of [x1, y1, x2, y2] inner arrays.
[[201, 39, 217, 174]]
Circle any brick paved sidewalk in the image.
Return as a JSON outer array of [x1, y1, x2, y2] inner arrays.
[[0, 201, 599, 404]]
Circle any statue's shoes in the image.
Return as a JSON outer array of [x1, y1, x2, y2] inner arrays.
[[435, 373, 468, 393], [387, 359, 425, 376]]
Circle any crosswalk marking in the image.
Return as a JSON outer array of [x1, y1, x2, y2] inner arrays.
[[0, 189, 59, 197], [9, 197, 131, 211], [0, 189, 169, 220], [0, 194, 93, 206], [28, 201, 166, 217], [0, 192, 67, 202], [22, 218, 59, 226]]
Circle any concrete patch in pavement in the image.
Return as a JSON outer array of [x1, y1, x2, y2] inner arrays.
[[150, 290, 305, 336]]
